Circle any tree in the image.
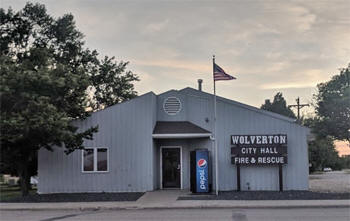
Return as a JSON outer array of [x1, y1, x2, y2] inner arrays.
[[340, 155, 350, 169], [303, 116, 346, 172], [0, 3, 139, 196], [314, 64, 350, 142], [308, 136, 341, 172], [261, 92, 296, 118]]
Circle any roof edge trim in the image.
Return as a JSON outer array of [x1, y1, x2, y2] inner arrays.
[[180, 87, 298, 123], [152, 133, 212, 139]]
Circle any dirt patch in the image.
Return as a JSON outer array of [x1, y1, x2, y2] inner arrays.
[[309, 171, 350, 193]]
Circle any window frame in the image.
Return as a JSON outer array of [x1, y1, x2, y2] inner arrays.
[[81, 147, 109, 173]]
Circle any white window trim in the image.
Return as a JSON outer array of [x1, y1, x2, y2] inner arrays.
[[81, 147, 109, 173]]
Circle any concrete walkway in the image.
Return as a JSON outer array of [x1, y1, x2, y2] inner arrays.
[[136, 190, 187, 207], [0, 190, 349, 211]]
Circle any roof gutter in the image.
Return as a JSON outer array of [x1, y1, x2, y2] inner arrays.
[[152, 133, 212, 139]]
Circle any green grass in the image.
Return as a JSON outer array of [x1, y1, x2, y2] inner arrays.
[[0, 184, 37, 201]]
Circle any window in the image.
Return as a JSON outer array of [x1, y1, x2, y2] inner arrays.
[[83, 149, 94, 171], [82, 147, 109, 172]]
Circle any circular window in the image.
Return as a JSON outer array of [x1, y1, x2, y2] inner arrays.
[[163, 97, 182, 115]]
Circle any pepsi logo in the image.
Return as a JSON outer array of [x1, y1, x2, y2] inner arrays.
[[197, 159, 207, 168]]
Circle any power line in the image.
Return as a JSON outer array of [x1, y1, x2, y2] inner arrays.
[[288, 97, 309, 122]]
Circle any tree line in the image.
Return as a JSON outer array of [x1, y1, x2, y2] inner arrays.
[[1, 3, 139, 196], [261, 64, 350, 172]]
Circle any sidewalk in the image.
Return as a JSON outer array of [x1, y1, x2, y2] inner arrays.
[[0, 190, 349, 211]]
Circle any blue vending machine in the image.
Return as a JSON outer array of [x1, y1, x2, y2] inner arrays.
[[190, 149, 209, 193]]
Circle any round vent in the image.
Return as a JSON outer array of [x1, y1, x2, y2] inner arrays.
[[163, 97, 182, 115]]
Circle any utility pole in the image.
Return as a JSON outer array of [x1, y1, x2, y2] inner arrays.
[[288, 97, 309, 122]]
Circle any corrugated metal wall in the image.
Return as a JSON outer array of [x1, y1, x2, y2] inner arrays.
[[38, 92, 157, 193], [38, 87, 309, 193], [216, 99, 309, 190], [181, 88, 309, 191]]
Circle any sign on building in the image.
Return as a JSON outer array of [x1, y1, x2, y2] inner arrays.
[[230, 134, 288, 165]]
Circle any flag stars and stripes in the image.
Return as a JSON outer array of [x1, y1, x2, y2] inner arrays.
[[213, 63, 236, 81]]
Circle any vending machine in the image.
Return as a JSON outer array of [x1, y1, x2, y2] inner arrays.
[[190, 149, 210, 193]]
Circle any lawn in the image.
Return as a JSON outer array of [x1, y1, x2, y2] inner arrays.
[[0, 184, 37, 201]]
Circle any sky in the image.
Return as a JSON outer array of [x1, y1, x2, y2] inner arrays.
[[1, 0, 349, 114], [335, 141, 350, 156]]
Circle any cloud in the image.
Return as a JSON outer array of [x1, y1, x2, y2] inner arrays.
[[144, 19, 170, 33], [260, 83, 315, 90], [134, 59, 211, 73], [2, 0, 349, 112], [259, 68, 334, 90]]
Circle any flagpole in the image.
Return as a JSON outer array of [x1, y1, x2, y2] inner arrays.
[[213, 55, 219, 196]]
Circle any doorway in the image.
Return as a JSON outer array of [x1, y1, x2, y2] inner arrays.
[[160, 147, 182, 189]]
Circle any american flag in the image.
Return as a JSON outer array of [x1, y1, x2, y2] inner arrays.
[[213, 63, 236, 81]]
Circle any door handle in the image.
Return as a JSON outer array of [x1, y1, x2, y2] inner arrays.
[[177, 164, 181, 170]]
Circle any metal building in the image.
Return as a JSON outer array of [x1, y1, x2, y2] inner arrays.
[[38, 87, 309, 193]]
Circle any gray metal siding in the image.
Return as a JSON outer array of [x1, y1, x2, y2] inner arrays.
[[153, 140, 160, 190], [156, 90, 213, 132], [38, 87, 309, 193], [179, 88, 308, 191], [38, 93, 157, 193], [214, 97, 309, 191], [152, 95, 158, 190], [186, 94, 213, 132]]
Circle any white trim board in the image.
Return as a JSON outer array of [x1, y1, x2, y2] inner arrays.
[[153, 133, 212, 139]]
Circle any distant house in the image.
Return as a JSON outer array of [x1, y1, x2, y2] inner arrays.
[[38, 87, 309, 193]]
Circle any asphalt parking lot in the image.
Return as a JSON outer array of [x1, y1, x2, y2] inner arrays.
[[309, 170, 350, 193]]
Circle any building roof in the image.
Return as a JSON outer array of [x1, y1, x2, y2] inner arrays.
[[152, 121, 212, 139], [180, 87, 297, 123], [86, 86, 308, 132]]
